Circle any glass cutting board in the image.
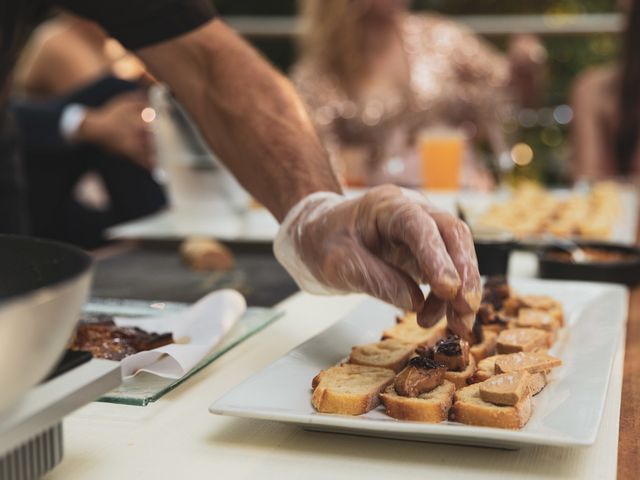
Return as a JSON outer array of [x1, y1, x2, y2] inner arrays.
[[82, 298, 282, 406]]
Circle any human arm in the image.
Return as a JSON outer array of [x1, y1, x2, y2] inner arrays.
[[51, 3, 480, 331], [136, 20, 480, 330], [570, 67, 618, 180], [137, 20, 341, 220], [11, 76, 151, 167]]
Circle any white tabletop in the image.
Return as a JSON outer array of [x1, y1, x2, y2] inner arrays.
[[44, 286, 623, 480]]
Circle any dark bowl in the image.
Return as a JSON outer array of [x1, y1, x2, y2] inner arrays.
[[538, 241, 640, 286], [474, 240, 516, 277]]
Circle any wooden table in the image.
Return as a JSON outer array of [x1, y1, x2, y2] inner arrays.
[[618, 248, 640, 477]]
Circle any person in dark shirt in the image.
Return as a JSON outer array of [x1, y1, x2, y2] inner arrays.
[[11, 76, 167, 248], [9, 15, 165, 248], [0, 0, 482, 334]]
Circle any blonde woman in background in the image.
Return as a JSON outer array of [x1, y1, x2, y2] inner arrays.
[[291, 0, 546, 188]]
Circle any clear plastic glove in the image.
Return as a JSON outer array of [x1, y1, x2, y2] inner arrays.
[[274, 185, 481, 338]]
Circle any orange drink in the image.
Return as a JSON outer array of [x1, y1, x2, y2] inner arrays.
[[418, 128, 465, 190]]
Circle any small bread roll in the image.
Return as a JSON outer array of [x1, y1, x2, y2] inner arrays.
[[180, 236, 234, 271]]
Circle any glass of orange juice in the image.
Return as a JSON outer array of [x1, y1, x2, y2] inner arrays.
[[418, 127, 465, 190]]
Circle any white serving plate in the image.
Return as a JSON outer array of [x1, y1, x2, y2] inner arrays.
[[107, 188, 637, 245], [210, 278, 628, 449]]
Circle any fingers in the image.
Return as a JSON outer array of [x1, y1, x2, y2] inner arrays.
[[428, 209, 481, 316], [417, 292, 446, 327], [446, 303, 475, 341], [374, 197, 461, 301], [324, 241, 425, 312]]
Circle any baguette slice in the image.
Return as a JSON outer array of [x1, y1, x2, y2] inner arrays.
[[496, 328, 552, 354], [472, 354, 500, 382], [514, 308, 562, 332], [527, 372, 548, 396], [444, 355, 477, 390], [451, 383, 532, 429], [471, 354, 550, 394], [503, 295, 564, 326], [349, 338, 416, 372], [311, 364, 395, 415], [380, 381, 455, 422], [382, 317, 447, 347], [494, 351, 562, 375], [470, 329, 498, 362]]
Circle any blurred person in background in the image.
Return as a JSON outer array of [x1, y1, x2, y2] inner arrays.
[[0, 1, 482, 335], [9, 14, 165, 248], [570, 0, 640, 181], [291, 0, 547, 188]]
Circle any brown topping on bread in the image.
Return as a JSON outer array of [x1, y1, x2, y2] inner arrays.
[[477, 303, 510, 328], [496, 328, 552, 354], [515, 308, 561, 331], [481, 276, 511, 310], [494, 351, 562, 374], [479, 371, 532, 406], [394, 358, 446, 397], [452, 383, 532, 429], [503, 295, 562, 317], [434, 335, 470, 371]]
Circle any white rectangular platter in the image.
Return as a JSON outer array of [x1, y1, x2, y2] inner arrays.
[[210, 278, 628, 449], [108, 188, 637, 244]]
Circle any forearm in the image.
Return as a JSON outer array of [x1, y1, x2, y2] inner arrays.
[[138, 20, 341, 221], [570, 85, 609, 180]]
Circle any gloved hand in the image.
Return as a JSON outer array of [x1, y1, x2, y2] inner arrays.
[[274, 185, 481, 337]]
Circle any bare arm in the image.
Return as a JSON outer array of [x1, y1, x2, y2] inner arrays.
[[570, 68, 616, 181], [137, 19, 341, 221]]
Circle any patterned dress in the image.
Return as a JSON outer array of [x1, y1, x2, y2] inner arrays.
[[291, 14, 514, 187]]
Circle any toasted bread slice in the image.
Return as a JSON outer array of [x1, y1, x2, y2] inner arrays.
[[382, 317, 447, 347], [380, 381, 455, 422], [494, 351, 562, 375], [527, 372, 547, 396], [503, 295, 564, 326], [444, 355, 477, 389], [311, 364, 395, 415], [349, 338, 416, 372], [514, 308, 562, 332], [472, 354, 500, 382], [496, 328, 552, 354], [470, 329, 498, 362], [479, 371, 533, 406], [451, 383, 532, 429]]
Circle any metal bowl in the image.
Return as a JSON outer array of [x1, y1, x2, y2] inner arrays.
[[0, 235, 92, 413]]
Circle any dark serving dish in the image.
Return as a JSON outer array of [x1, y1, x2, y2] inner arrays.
[[538, 241, 640, 286]]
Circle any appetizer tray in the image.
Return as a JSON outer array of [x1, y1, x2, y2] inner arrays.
[[210, 278, 627, 449], [83, 298, 282, 406]]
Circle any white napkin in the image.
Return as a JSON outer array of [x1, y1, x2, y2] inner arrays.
[[114, 289, 246, 379]]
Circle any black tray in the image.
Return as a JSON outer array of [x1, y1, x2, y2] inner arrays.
[[538, 241, 640, 286]]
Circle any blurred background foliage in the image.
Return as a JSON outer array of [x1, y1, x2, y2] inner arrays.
[[212, 1, 620, 185]]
